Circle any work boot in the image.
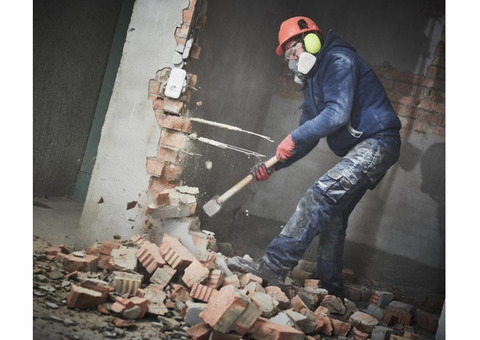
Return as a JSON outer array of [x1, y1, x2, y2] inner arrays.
[[228, 256, 286, 287]]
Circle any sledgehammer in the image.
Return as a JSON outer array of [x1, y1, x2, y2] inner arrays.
[[202, 155, 278, 217]]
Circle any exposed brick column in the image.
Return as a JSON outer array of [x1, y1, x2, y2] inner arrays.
[[144, 0, 207, 224]]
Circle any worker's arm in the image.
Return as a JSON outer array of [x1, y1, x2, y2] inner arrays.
[[292, 53, 356, 145]]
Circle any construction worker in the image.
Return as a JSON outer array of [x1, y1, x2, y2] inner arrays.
[[228, 16, 402, 300]]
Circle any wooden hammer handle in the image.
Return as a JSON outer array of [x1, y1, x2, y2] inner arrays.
[[217, 156, 278, 204]]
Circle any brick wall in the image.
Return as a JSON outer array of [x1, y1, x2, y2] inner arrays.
[[373, 29, 445, 139], [145, 0, 206, 215]]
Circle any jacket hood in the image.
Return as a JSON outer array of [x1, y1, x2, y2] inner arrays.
[[308, 30, 356, 74]]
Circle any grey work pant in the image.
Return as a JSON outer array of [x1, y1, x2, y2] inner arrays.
[[262, 135, 400, 298]]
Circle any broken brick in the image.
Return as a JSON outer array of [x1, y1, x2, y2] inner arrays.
[[348, 311, 379, 334], [159, 234, 196, 270], [369, 290, 393, 308], [205, 269, 225, 289], [350, 326, 369, 340], [182, 260, 210, 288], [199, 285, 250, 333], [110, 271, 143, 297], [111, 296, 149, 319], [66, 284, 107, 310], [143, 284, 168, 316], [99, 240, 122, 255], [190, 283, 218, 302], [135, 242, 166, 274], [62, 253, 98, 273], [186, 322, 212, 340], [250, 317, 304, 340], [240, 273, 263, 288], [232, 298, 262, 335], [111, 248, 137, 271], [222, 274, 240, 288], [170, 283, 191, 303], [150, 265, 176, 287], [265, 286, 290, 309], [331, 318, 352, 337]]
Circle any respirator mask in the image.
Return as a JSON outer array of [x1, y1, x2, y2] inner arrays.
[[286, 33, 321, 85]]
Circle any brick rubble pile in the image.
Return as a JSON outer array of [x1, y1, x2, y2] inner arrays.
[[33, 232, 443, 340]]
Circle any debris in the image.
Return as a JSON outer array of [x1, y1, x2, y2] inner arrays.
[[33, 233, 443, 340]]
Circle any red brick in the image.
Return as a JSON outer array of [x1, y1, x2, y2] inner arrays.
[[331, 318, 352, 336], [135, 242, 166, 274], [80, 279, 113, 297], [175, 24, 190, 40], [129, 234, 148, 246], [146, 157, 165, 177], [170, 283, 191, 303], [96, 254, 116, 271], [188, 0, 197, 11], [350, 326, 369, 340], [149, 79, 161, 97], [199, 285, 250, 333], [110, 271, 143, 297], [240, 273, 263, 288], [290, 295, 308, 313], [312, 311, 333, 336], [62, 253, 98, 273], [186, 322, 212, 340], [99, 240, 122, 255], [67, 284, 107, 309], [160, 130, 187, 149], [222, 275, 240, 288], [182, 260, 210, 288], [232, 299, 262, 335], [111, 296, 148, 319], [143, 284, 168, 316], [190, 283, 219, 302], [150, 265, 176, 287], [183, 8, 194, 26], [250, 317, 304, 340], [157, 147, 178, 163], [162, 162, 183, 180], [205, 269, 225, 289], [161, 115, 193, 133], [265, 286, 290, 309], [159, 234, 196, 270], [348, 311, 379, 334]]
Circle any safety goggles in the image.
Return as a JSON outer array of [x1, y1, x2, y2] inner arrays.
[[284, 40, 302, 61]]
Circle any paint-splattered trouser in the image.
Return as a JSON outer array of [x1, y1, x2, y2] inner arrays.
[[261, 134, 401, 299]]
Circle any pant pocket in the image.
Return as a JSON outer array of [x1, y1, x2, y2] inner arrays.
[[315, 162, 358, 203]]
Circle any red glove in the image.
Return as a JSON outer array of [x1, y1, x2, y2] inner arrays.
[[276, 134, 296, 162], [251, 162, 274, 182]]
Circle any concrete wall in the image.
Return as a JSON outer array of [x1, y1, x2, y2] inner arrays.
[[33, 0, 123, 197]]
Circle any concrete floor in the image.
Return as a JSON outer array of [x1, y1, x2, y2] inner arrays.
[[33, 196, 85, 249]]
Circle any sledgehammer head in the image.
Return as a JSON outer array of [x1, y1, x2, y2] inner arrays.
[[202, 195, 222, 217]]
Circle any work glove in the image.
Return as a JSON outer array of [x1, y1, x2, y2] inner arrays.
[[251, 162, 274, 182], [276, 134, 296, 162]]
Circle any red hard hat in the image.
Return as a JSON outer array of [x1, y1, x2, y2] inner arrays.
[[276, 16, 322, 55]]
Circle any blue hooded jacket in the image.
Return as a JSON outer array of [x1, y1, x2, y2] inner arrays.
[[278, 30, 401, 169]]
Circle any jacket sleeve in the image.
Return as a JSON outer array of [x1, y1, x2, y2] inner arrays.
[[289, 52, 357, 158]]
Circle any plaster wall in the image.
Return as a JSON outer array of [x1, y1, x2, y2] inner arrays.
[[78, 0, 190, 247]]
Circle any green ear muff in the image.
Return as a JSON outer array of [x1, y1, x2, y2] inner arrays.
[[304, 33, 321, 54]]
